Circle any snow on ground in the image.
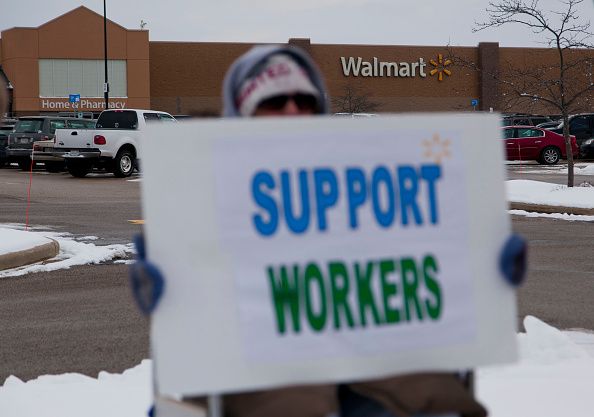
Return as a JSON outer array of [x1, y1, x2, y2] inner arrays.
[[509, 209, 594, 222], [0, 228, 52, 256], [476, 317, 594, 417], [508, 162, 594, 176], [506, 179, 594, 208], [0, 224, 133, 278], [0, 360, 152, 417], [1, 316, 593, 417]]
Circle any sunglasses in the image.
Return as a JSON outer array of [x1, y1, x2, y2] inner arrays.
[[257, 93, 319, 112]]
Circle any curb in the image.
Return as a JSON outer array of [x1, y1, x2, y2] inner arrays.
[[0, 239, 60, 271], [510, 202, 594, 216]]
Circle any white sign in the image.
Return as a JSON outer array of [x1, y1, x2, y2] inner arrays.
[[141, 114, 517, 397]]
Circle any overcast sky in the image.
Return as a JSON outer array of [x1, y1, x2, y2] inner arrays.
[[0, 0, 592, 47]]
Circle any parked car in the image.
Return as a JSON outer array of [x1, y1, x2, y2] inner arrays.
[[6, 116, 93, 170], [0, 119, 17, 167], [502, 126, 578, 165], [548, 113, 594, 158], [502, 114, 554, 127], [54, 109, 176, 178], [32, 118, 96, 172], [579, 137, 594, 160], [536, 120, 562, 129], [333, 113, 378, 118]]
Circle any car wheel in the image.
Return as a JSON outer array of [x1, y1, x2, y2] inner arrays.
[[0, 159, 5, 168], [67, 161, 91, 178], [540, 147, 561, 165], [45, 162, 65, 173], [112, 148, 135, 178]]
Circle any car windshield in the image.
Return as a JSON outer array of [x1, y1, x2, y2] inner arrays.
[[159, 114, 177, 122], [96, 111, 138, 129], [14, 119, 43, 133]]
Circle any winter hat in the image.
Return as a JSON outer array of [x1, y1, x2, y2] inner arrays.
[[235, 54, 321, 116]]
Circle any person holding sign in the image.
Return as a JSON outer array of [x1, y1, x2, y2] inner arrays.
[[131, 45, 527, 417]]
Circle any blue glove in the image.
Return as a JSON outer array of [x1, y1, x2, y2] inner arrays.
[[499, 234, 527, 286], [129, 234, 165, 315]]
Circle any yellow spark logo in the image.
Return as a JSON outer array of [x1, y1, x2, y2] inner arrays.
[[429, 54, 452, 81], [423, 133, 451, 164]]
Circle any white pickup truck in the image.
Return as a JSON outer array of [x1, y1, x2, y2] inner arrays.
[[54, 109, 176, 177]]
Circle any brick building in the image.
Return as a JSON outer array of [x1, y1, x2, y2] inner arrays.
[[1, 6, 592, 117]]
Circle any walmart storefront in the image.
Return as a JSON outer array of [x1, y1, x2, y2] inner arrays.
[[1, 6, 592, 117]]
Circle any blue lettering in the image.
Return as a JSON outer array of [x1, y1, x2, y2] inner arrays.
[[252, 171, 279, 236], [371, 166, 395, 227], [346, 167, 367, 229], [421, 165, 441, 224], [397, 166, 423, 226], [281, 170, 310, 234], [314, 168, 339, 231]]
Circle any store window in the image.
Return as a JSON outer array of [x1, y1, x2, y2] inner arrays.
[[39, 59, 127, 98]]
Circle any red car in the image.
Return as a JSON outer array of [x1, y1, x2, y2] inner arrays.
[[502, 126, 578, 165]]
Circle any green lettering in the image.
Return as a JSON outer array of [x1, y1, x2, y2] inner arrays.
[[329, 262, 355, 329], [423, 255, 442, 320], [304, 263, 328, 332], [355, 262, 382, 326], [400, 258, 423, 321], [380, 260, 400, 323], [268, 265, 301, 334]]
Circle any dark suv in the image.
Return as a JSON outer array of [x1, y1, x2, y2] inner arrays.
[[6, 116, 93, 170], [502, 114, 555, 127], [549, 114, 594, 158], [0, 119, 17, 167]]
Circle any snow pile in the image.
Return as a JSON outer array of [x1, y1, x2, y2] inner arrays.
[[506, 180, 594, 208], [0, 360, 152, 417], [0, 228, 52, 255], [573, 164, 594, 175], [508, 209, 594, 222], [477, 316, 594, 417], [0, 224, 133, 278], [1, 317, 593, 417]]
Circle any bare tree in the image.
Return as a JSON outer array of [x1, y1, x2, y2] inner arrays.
[[474, 0, 594, 187], [332, 84, 380, 114]]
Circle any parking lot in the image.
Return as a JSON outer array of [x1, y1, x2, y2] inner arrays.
[[0, 162, 594, 382]]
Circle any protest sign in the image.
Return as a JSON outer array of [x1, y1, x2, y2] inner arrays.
[[141, 114, 517, 397]]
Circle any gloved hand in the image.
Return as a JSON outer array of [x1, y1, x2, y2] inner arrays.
[[499, 233, 527, 286], [129, 234, 165, 315]]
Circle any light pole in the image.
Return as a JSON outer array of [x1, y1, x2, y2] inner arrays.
[[103, 0, 109, 110]]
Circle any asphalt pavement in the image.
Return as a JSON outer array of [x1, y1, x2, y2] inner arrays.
[[0, 166, 142, 244], [0, 163, 593, 381]]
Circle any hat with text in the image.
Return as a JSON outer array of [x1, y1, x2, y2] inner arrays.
[[235, 54, 321, 116]]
